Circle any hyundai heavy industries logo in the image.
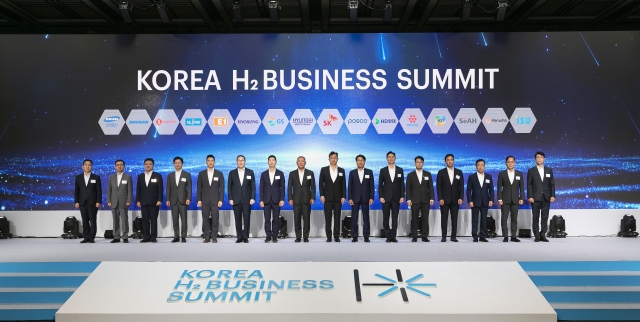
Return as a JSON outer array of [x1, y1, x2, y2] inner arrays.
[[167, 269, 334, 303], [374, 118, 396, 124], [354, 269, 436, 302]]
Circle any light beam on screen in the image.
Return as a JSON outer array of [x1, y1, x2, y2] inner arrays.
[[153, 90, 170, 138], [0, 110, 16, 141], [434, 33, 442, 58], [380, 34, 386, 61], [578, 31, 600, 67], [481, 32, 488, 46], [614, 90, 640, 134]]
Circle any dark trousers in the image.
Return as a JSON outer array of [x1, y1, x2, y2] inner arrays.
[[263, 202, 280, 238], [201, 203, 219, 239], [351, 202, 370, 238], [170, 204, 188, 238], [140, 204, 159, 240], [233, 203, 252, 239], [382, 201, 400, 239], [500, 203, 519, 238], [323, 200, 341, 238], [532, 199, 550, 237], [293, 203, 311, 238], [440, 203, 459, 238], [79, 203, 97, 240], [471, 206, 488, 239], [411, 203, 430, 238]]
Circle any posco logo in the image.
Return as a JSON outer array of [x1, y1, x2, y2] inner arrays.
[[347, 119, 368, 124]]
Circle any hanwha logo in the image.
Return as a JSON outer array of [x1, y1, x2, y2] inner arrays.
[[483, 117, 491, 124]]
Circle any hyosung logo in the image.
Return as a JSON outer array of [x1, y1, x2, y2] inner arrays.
[[167, 269, 334, 303]]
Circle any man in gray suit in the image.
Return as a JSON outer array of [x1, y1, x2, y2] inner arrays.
[[107, 159, 133, 243], [166, 156, 192, 243], [197, 154, 224, 243], [288, 156, 316, 243]]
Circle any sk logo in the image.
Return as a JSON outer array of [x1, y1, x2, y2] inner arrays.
[[323, 114, 339, 126], [353, 269, 436, 302], [408, 115, 417, 123]]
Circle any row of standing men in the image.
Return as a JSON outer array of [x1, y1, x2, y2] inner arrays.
[[73, 151, 556, 244]]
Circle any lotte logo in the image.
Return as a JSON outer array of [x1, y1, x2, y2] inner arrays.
[[155, 119, 163, 125], [323, 114, 339, 126]]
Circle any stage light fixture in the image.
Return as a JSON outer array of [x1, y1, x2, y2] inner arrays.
[[269, 0, 279, 23], [349, 0, 358, 23], [383, 0, 392, 22], [157, 1, 170, 24], [62, 216, 80, 239], [233, 0, 243, 23], [496, 0, 508, 22], [461, 0, 471, 22], [119, 0, 133, 24], [618, 214, 638, 237], [547, 215, 567, 238]]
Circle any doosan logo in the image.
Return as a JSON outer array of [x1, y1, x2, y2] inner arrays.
[[129, 120, 149, 125]]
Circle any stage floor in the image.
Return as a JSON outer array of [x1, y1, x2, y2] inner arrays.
[[2, 236, 639, 262]]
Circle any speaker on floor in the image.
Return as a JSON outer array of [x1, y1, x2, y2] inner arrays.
[[0, 216, 11, 239], [104, 230, 114, 239], [518, 228, 531, 238], [341, 216, 352, 238], [547, 215, 567, 238], [618, 214, 638, 237], [486, 216, 498, 238], [278, 215, 288, 239]]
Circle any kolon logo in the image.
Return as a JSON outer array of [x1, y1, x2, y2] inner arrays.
[[323, 114, 339, 126], [353, 269, 436, 303], [408, 115, 417, 124]]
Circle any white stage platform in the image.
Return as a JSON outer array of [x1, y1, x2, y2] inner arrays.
[[56, 261, 556, 322]]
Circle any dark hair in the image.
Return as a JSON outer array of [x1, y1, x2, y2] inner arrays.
[[445, 153, 454, 161], [114, 159, 125, 165], [415, 156, 424, 162], [505, 155, 515, 162], [386, 151, 395, 157], [83, 159, 93, 166], [268, 155, 277, 161], [206, 154, 215, 161], [355, 154, 366, 161], [535, 151, 545, 158], [475, 159, 485, 166], [236, 155, 245, 161], [173, 156, 183, 164], [297, 156, 306, 161], [329, 151, 338, 158], [144, 158, 154, 165]]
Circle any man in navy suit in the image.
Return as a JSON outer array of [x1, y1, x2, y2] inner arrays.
[[136, 158, 163, 243], [288, 156, 316, 243], [436, 154, 464, 242], [527, 151, 556, 242], [260, 155, 285, 243], [228, 155, 256, 243], [497, 155, 524, 242], [378, 151, 404, 243], [466, 159, 494, 242], [348, 154, 374, 243], [319, 151, 346, 242], [74, 159, 102, 243]]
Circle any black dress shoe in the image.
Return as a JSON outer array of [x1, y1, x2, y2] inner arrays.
[[480, 238, 489, 242], [243, 238, 249, 243], [123, 239, 129, 243], [211, 238, 218, 243], [364, 238, 370, 243], [503, 237, 509, 242], [295, 238, 301, 243], [110, 239, 120, 243], [441, 238, 446, 242], [181, 238, 186, 243], [541, 237, 549, 242], [511, 237, 520, 242], [265, 237, 271, 243], [391, 238, 398, 243], [151, 239, 157, 243], [473, 238, 478, 242], [236, 239, 243, 243], [171, 238, 180, 243], [451, 238, 459, 242], [141, 239, 150, 243], [534, 237, 540, 242], [422, 238, 430, 242], [334, 237, 340, 242], [90, 240, 95, 243], [272, 237, 278, 243], [326, 238, 332, 242], [411, 238, 417, 242], [386, 238, 391, 243], [303, 238, 309, 242], [80, 239, 89, 243], [352, 238, 358, 242]]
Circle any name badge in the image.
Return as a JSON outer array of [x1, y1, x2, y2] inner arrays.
[[246, 175, 252, 179], [455, 175, 460, 179], [214, 177, 219, 181], [424, 177, 429, 180], [515, 176, 520, 180], [90, 179, 96, 183], [121, 180, 127, 184], [307, 175, 312, 180], [485, 179, 491, 183], [545, 174, 551, 178], [339, 173, 343, 177], [275, 176, 281, 180], [181, 178, 187, 182], [397, 174, 402, 178], [151, 179, 157, 183], [365, 175, 370, 179]]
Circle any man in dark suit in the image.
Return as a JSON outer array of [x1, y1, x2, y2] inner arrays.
[[260, 155, 285, 243], [197, 154, 224, 243], [107, 159, 132, 243], [379, 151, 404, 243], [136, 158, 163, 243], [406, 156, 434, 242], [527, 151, 556, 242], [74, 159, 102, 243], [497, 155, 524, 242], [228, 155, 256, 243], [166, 156, 191, 243], [348, 154, 374, 243], [319, 151, 346, 242], [466, 159, 494, 242], [288, 156, 316, 243], [436, 154, 464, 242]]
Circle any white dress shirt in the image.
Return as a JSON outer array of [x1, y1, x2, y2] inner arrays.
[[416, 169, 422, 184], [330, 166, 338, 182], [84, 173, 91, 186], [447, 167, 454, 184], [117, 172, 123, 187], [537, 165, 545, 181], [508, 169, 515, 184], [207, 169, 214, 185], [298, 169, 305, 185], [175, 170, 182, 186], [389, 166, 395, 183], [358, 168, 364, 183], [269, 169, 276, 185], [145, 171, 152, 187], [477, 172, 485, 188], [238, 168, 245, 186]]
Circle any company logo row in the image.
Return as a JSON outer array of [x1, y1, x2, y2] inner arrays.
[[99, 107, 536, 135]]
